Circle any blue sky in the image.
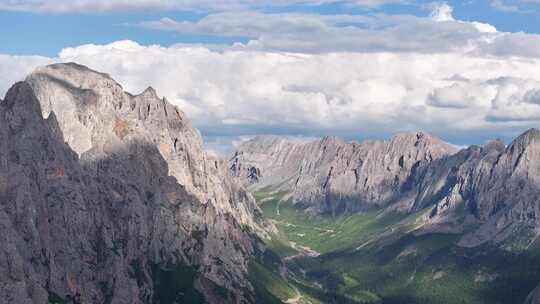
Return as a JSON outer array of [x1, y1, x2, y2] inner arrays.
[[0, 11, 228, 56], [2, 0, 540, 152], [1, 0, 540, 57]]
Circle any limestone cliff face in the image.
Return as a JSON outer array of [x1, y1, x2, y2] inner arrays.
[[0, 63, 263, 304], [230, 129, 540, 247], [415, 129, 540, 247], [26, 63, 261, 230], [231, 132, 458, 214]]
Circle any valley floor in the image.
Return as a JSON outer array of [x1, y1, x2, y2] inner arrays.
[[251, 191, 540, 304]]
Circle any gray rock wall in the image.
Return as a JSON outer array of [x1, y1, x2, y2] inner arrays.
[[230, 128, 540, 247], [231, 132, 458, 214], [0, 63, 265, 304]]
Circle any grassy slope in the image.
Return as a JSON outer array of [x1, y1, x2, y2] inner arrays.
[[249, 234, 325, 304], [249, 260, 296, 304], [255, 191, 540, 304]]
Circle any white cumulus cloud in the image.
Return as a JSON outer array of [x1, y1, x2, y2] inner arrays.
[[429, 2, 455, 22], [2, 3, 540, 151], [427, 83, 475, 109], [49, 40, 540, 145], [3, 39, 540, 150]]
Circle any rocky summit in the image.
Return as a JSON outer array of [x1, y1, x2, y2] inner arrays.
[[0, 63, 267, 304]]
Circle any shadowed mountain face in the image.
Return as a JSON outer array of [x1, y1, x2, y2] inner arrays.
[[0, 63, 266, 304], [230, 130, 540, 247]]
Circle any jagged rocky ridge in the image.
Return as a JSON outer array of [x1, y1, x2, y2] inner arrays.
[[230, 133, 458, 214], [0, 63, 266, 304], [230, 130, 540, 247]]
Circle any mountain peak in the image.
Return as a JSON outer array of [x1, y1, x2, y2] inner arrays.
[[509, 128, 540, 152], [30, 62, 113, 82], [392, 130, 432, 141], [520, 128, 540, 139], [141, 86, 159, 99], [0, 63, 264, 304], [389, 131, 458, 155], [320, 135, 344, 146], [236, 135, 291, 154], [482, 139, 506, 153], [2, 81, 42, 119]]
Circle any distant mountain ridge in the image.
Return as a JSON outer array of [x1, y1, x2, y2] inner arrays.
[[231, 132, 458, 213], [230, 129, 540, 248]]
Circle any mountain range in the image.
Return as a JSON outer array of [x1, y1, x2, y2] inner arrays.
[[230, 129, 540, 303], [231, 130, 540, 248]]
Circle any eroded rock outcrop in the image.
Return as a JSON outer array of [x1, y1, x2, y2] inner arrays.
[[0, 63, 264, 304]]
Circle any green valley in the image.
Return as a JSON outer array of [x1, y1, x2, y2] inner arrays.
[[253, 191, 540, 304]]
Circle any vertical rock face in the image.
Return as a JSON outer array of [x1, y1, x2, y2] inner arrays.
[[230, 128, 540, 247], [415, 129, 540, 247], [231, 132, 458, 214], [0, 63, 263, 304], [26, 63, 260, 228]]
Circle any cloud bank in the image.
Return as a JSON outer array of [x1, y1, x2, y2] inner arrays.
[[8, 1, 538, 58], [14, 40, 535, 145], [2, 2, 540, 152], [137, 4, 540, 57]]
